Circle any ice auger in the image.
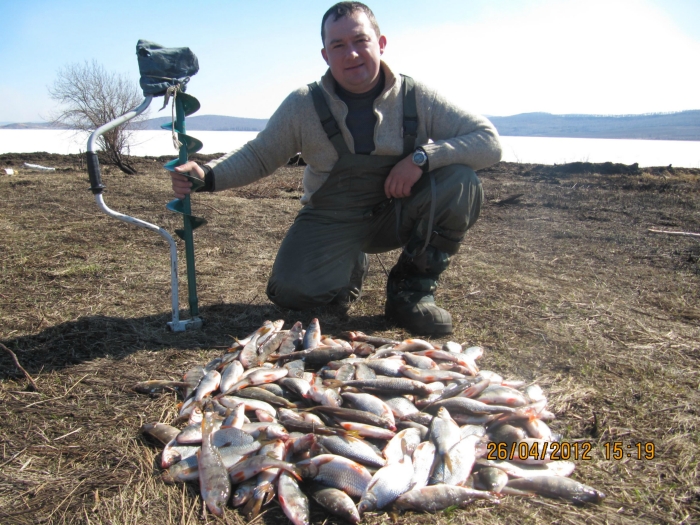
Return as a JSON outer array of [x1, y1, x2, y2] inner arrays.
[[86, 40, 205, 331]]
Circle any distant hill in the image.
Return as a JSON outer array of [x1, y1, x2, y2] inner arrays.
[[488, 110, 700, 141], [1, 122, 69, 130], [4, 110, 699, 140], [138, 114, 268, 132]]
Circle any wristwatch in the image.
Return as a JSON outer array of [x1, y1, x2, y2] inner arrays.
[[412, 148, 429, 173]]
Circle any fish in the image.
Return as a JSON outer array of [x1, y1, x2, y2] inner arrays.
[[228, 455, 301, 485], [198, 412, 231, 517], [318, 435, 386, 468], [399, 365, 467, 383], [323, 378, 433, 396], [340, 392, 396, 428], [473, 466, 509, 493], [194, 370, 221, 402], [219, 361, 245, 394], [278, 321, 304, 355], [239, 325, 272, 369], [383, 428, 422, 465], [408, 441, 436, 490], [141, 422, 180, 445], [358, 438, 414, 513], [231, 479, 256, 507], [132, 380, 188, 395], [277, 470, 310, 525], [393, 485, 499, 512], [222, 368, 289, 394], [340, 331, 400, 347], [161, 438, 199, 469], [475, 385, 529, 407], [308, 484, 361, 524], [234, 386, 296, 408], [429, 407, 462, 459], [256, 330, 287, 367], [338, 422, 396, 440], [243, 439, 287, 519], [505, 477, 606, 505], [280, 346, 354, 366], [428, 397, 516, 415], [429, 434, 480, 486], [308, 405, 396, 430], [476, 458, 576, 478], [302, 318, 321, 350], [135, 318, 606, 520], [296, 454, 372, 497]]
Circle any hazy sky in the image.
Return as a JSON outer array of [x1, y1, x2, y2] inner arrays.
[[1, 0, 699, 123]]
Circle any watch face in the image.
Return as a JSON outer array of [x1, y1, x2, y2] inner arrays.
[[413, 150, 426, 166]]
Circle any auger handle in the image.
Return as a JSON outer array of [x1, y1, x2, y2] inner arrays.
[[86, 96, 153, 194]]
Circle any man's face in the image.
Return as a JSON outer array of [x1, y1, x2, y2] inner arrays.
[[321, 11, 387, 94]]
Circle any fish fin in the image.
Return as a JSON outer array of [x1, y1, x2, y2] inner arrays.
[[444, 452, 454, 474], [242, 490, 265, 519]]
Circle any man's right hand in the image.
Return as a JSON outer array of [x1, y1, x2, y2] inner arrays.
[[171, 161, 205, 199]]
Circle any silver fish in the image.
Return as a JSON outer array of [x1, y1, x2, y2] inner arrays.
[[358, 439, 414, 513], [474, 466, 509, 492], [219, 360, 245, 393], [318, 435, 386, 468], [302, 318, 321, 350], [141, 422, 180, 445], [409, 441, 436, 490], [198, 412, 231, 517], [277, 470, 309, 525], [394, 485, 499, 512], [309, 484, 361, 524], [278, 321, 303, 355], [505, 477, 605, 504], [340, 392, 396, 428], [296, 454, 372, 497], [193, 370, 221, 402]]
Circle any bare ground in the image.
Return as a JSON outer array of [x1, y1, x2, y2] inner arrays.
[[0, 152, 699, 524]]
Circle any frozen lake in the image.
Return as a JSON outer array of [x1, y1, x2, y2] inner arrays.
[[1, 129, 699, 168]]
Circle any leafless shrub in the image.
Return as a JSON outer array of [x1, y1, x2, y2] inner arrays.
[[48, 60, 147, 175]]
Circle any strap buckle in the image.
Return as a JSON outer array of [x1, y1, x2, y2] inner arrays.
[[404, 116, 418, 137], [321, 116, 341, 139]]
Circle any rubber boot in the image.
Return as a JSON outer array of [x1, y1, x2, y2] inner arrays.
[[385, 243, 453, 336]]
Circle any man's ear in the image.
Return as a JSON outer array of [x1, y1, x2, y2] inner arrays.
[[378, 35, 387, 55], [321, 47, 329, 65]]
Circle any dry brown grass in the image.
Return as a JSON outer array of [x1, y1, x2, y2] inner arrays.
[[1, 153, 699, 524]]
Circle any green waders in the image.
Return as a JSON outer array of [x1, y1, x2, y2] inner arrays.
[[266, 76, 483, 334]]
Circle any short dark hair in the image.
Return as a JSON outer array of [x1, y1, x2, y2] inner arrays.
[[321, 2, 381, 46]]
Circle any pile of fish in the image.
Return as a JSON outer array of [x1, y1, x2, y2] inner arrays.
[[136, 318, 605, 523]]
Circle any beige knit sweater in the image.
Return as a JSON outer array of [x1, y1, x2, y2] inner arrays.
[[206, 61, 502, 205]]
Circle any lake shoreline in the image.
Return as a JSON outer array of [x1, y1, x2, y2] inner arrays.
[[3, 151, 699, 179]]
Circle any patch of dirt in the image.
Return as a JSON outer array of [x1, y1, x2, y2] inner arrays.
[[0, 154, 699, 524]]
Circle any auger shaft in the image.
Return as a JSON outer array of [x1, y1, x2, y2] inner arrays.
[[175, 96, 200, 317]]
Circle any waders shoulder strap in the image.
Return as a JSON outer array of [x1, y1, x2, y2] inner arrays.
[[308, 77, 418, 158], [400, 74, 418, 157], [308, 82, 352, 157], [396, 74, 436, 258]]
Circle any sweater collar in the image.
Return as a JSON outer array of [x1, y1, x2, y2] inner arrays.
[[321, 60, 399, 102]]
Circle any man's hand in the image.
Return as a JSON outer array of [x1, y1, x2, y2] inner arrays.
[[171, 161, 205, 199], [384, 154, 423, 199]]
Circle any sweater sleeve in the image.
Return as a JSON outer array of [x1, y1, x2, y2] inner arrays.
[[418, 85, 502, 172], [203, 88, 306, 191]]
